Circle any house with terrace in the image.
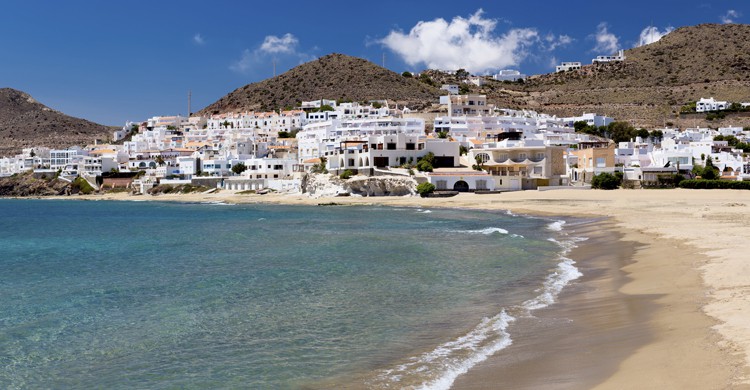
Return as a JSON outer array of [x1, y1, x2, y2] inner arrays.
[[468, 139, 568, 190]]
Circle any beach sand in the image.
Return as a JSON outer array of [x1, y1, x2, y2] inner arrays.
[[64, 188, 750, 388]]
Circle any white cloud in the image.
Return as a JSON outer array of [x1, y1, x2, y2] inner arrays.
[[259, 33, 299, 54], [379, 9, 540, 73], [637, 26, 673, 47], [231, 33, 314, 74], [544, 34, 573, 51], [230, 49, 254, 73], [193, 33, 205, 45], [721, 9, 740, 24], [592, 22, 620, 54]]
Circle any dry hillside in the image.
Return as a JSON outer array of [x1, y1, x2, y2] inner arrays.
[[0, 88, 113, 157], [482, 23, 750, 128], [198, 53, 442, 115]]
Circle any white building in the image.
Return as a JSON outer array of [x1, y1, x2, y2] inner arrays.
[[556, 62, 581, 73], [296, 117, 425, 162], [441, 84, 459, 95], [563, 113, 614, 128], [493, 70, 526, 82], [696, 97, 730, 112], [592, 50, 625, 63], [467, 76, 485, 87], [326, 134, 459, 174]]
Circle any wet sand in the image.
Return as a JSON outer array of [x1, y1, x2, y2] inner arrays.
[[453, 219, 737, 389]]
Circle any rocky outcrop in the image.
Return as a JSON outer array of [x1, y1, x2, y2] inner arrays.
[[344, 176, 417, 196], [0, 172, 70, 196], [302, 173, 417, 197]]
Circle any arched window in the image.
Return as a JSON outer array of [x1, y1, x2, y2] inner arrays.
[[475, 153, 491, 164]]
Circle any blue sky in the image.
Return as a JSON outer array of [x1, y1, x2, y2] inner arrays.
[[0, 1, 746, 126]]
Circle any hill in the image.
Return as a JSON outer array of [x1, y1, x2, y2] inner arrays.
[[0, 88, 114, 157], [472, 23, 750, 128], [198, 53, 442, 116]]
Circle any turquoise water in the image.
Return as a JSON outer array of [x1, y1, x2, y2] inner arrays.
[[0, 199, 576, 389]]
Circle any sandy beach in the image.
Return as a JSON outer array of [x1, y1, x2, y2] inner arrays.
[[56, 188, 750, 388]]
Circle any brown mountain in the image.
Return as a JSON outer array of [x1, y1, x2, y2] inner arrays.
[[0, 88, 114, 157], [471, 23, 750, 128], [198, 53, 442, 116]]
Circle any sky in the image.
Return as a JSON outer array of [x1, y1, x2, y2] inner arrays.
[[0, 1, 747, 126]]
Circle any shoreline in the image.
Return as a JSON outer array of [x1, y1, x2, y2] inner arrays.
[[8, 188, 750, 387]]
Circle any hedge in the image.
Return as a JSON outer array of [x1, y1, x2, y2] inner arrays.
[[678, 179, 750, 190]]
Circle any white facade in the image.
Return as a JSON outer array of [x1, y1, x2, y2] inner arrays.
[[696, 97, 730, 112], [592, 50, 625, 63], [467, 76, 485, 87], [563, 113, 614, 128], [493, 70, 526, 82], [296, 117, 425, 162], [556, 62, 581, 73], [441, 84, 459, 95]]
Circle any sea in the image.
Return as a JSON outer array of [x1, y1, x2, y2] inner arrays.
[[0, 199, 583, 389]]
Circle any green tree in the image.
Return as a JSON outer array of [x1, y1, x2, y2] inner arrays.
[[231, 163, 247, 175], [459, 145, 468, 156], [416, 152, 435, 172], [606, 121, 637, 143], [573, 121, 589, 132], [650, 130, 663, 142], [311, 157, 328, 174], [401, 71, 413, 78], [591, 172, 620, 189], [417, 182, 436, 197], [455, 68, 470, 79], [636, 128, 650, 139], [701, 157, 719, 180]]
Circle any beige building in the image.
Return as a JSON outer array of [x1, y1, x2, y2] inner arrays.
[[469, 139, 568, 190], [569, 141, 616, 184]]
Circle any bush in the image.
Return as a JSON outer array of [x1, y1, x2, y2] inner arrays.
[[339, 169, 354, 180], [72, 177, 95, 194], [679, 180, 750, 190], [591, 172, 620, 190], [417, 182, 436, 197], [416, 160, 433, 172]]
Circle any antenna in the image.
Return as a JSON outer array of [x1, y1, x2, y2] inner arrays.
[[188, 90, 192, 117], [382, 52, 385, 68]]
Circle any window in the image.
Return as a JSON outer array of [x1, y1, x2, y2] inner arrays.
[[518, 153, 527, 160], [436, 180, 447, 190], [475, 153, 490, 164], [405, 143, 415, 150], [386, 143, 396, 150], [476, 180, 487, 190], [533, 166, 543, 175], [595, 158, 606, 168]]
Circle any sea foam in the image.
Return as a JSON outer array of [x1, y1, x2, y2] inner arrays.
[[379, 221, 584, 390], [451, 227, 509, 235]]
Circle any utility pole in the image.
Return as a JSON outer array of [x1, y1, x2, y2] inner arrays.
[[382, 52, 385, 68], [188, 90, 192, 117]]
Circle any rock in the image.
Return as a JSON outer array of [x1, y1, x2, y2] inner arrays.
[[302, 173, 417, 197]]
